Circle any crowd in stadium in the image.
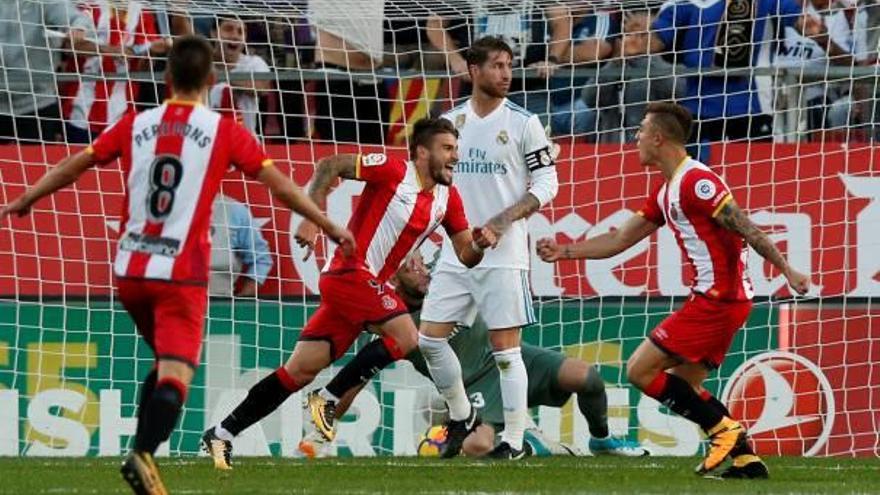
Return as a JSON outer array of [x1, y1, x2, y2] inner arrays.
[[1, 0, 879, 148]]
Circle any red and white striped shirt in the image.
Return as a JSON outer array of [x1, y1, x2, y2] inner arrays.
[[639, 158, 754, 301], [327, 153, 469, 283], [67, 1, 159, 133], [88, 100, 271, 284]]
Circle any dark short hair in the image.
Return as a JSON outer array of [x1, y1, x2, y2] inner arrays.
[[464, 36, 514, 68], [409, 118, 458, 157], [167, 35, 214, 93], [645, 102, 693, 143], [214, 15, 245, 30]]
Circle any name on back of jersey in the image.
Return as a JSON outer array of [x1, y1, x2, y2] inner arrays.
[[134, 121, 213, 149]]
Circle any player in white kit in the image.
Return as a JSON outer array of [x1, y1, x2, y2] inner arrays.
[[419, 36, 559, 459]]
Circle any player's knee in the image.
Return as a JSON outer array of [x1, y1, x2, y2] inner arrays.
[[383, 333, 415, 358], [156, 359, 194, 388], [154, 376, 187, 406], [488, 329, 520, 351], [462, 430, 494, 457], [625, 361, 650, 390], [283, 362, 318, 386], [418, 333, 447, 354]]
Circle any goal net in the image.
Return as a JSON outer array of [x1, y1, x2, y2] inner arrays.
[[0, 0, 878, 458]]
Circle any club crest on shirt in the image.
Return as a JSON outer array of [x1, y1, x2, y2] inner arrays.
[[695, 179, 717, 200], [381, 294, 398, 310], [539, 148, 552, 166], [455, 114, 466, 129], [496, 130, 509, 144]]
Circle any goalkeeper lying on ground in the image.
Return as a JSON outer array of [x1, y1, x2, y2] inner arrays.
[[299, 252, 647, 458]]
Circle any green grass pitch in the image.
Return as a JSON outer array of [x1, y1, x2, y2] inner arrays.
[[0, 456, 877, 494]]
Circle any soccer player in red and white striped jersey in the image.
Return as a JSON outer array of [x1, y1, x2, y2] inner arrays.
[[201, 118, 497, 470], [1, 35, 353, 495], [537, 102, 810, 478], [64, 1, 169, 143]]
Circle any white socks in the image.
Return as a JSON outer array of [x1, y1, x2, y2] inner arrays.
[[493, 347, 527, 451], [215, 424, 235, 442], [418, 333, 471, 421], [319, 387, 339, 402]]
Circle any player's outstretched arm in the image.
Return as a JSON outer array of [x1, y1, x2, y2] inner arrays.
[[713, 199, 810, 295], [425, 15, 469, 79], [485, 138, 559, 238], [0, 150, 95, 220], [307, 154, 359, 208], [486, 193, 541, 239], [536, 213, 658, 262], [293, 154, 359, 259], [257, 165, 354, 258], [450, 227, 497, 268]]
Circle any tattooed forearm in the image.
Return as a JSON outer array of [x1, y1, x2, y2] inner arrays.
[[486, 193, 541, 236], [308, 154, 358, 208], [715, 200, 790, 275]]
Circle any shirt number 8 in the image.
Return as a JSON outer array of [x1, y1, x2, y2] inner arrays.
[[148, 155, 183, 221]]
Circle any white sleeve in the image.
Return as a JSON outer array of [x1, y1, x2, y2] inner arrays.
[[529, 166, 558, 208], [826, 11, 853, 54], [522, 114, 551, 156], [522, 115, 558, 207], [852, 11, 869, 62], [242, 55, 271, 73]]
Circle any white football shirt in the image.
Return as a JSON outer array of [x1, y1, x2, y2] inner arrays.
[[438, 98, 555, 270], [777, 3, 867, 68], [209, 54, 271, 133]]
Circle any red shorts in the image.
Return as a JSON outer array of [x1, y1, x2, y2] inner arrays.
[[649, 294, 752, 369], [301, 270, 408, 360], [117, 278, 208, 368]]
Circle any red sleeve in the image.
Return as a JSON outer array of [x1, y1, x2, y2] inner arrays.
[[680, 168, 732, 218], [134, 11, 160, 46], [212, 84, 239, 122], [87, 112, 134, 165], [637, 181, 666, 225], [442, 186, 469, 236], [226, 120, 272, 178], [354, 153, 406, 184]]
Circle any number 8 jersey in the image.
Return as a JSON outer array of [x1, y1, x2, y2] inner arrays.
[[87, 100, 271, 284]]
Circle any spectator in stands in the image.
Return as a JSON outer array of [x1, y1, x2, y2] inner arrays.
[[587, 10, 684, 142], [131, 9, 192, 110], [544, 5, 618, 138], [210, 195, 273, 298], [865, 0, 880, 55], [424, 2, 571, 126], [623, 0, 825, 155], [0, 0, 101, 143], [308, 0, 387, 144], [208, 16, 272, 135], [776, 0, 870, 135], [63, 1, 171, 143], [827, 0, 880, 139]]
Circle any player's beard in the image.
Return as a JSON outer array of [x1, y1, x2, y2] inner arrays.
[[430, 157, 455, 186], [476, 79, 508, 100]]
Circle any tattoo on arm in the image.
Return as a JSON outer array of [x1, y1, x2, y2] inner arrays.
[[307, 154, 358, 208], [715, 200, 789, 275], [487, 193, 541, 236]]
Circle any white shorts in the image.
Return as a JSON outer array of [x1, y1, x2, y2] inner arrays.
[[420, 267, 536, 329]]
